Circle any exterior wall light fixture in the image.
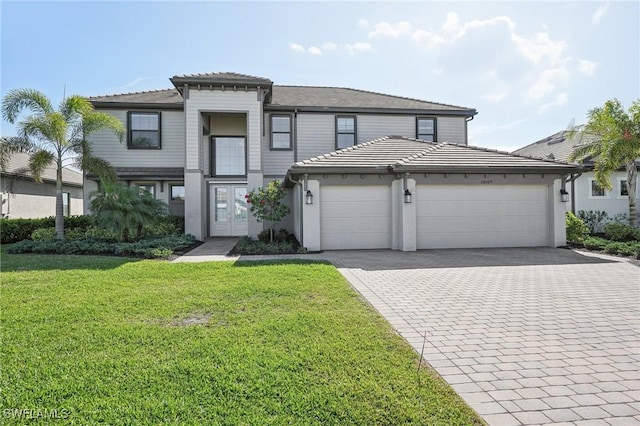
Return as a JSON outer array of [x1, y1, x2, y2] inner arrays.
[[404, 189, 412, 204], [560, 189, 569, 202], [305, 190, 313, 205]]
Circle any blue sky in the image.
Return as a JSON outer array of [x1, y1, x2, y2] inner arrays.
[[1, 1, 638, 152]]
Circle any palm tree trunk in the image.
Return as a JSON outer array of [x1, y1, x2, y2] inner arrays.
[[55, 157, 65, 240], [627, 161, 638, 228]]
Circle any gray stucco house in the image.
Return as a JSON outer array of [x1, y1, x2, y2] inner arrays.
[[86, 72, 578, 250], [514, 128, 639, 225], [1, 151, 83, 219]]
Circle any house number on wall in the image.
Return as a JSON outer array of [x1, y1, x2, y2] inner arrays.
[[481, 180, 493, 184]]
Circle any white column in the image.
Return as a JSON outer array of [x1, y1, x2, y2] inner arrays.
[[549, 178, 567, 247], [302, 180, 321, 251], [391, 178, 416, 251]]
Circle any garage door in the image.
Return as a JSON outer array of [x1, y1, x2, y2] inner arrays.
[[416, 185, 549, 249], [320, 185, 391, 250]]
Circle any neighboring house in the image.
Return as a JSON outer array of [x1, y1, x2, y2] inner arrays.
[[86, 72, 579, 250], [1, 151, 84, 219], [513, 129, 639, 222]]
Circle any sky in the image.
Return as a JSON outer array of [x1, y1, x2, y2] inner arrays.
[[1, 1, 638, 153]]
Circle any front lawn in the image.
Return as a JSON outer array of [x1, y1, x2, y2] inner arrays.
[[1, 252, 483, 425]]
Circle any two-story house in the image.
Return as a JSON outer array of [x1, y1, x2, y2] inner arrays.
[[87, 72, 578, 251]]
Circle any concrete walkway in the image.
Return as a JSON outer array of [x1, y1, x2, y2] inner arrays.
[[172, 237, 240, 262], [172, 242, 640, 425]]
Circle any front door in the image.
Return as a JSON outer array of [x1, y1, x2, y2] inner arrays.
[[210, 185, 249, 237]]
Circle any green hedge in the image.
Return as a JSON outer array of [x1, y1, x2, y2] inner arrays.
[[7, 235, 197, 259], [1, 215, 185, 244], [1, 216, 93, 244]]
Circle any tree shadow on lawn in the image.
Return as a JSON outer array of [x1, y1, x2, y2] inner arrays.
[[0, 251, 142, 272], [232, 258, 332, 268]]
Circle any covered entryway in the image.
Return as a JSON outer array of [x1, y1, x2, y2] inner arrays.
[[209, 184, 248, 237], [320, 185, 391, 249], [416, 184, 549, 249]]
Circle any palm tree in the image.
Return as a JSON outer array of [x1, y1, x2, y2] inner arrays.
[[90, 183, 168, 242], [569, 98, 640, 227], [1, 88, 125, 239]]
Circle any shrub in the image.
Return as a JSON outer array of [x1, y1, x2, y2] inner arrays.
[[1, 215, 93, 243], [604, 222, 637, 242], [582, 236, 609, 251], [566, 212, 589, 243], [31, 227, 57, 241], [6, 235, 197, 259], [232, 236, 306, 255], [603, 241, 639, 256], [577, 210, 610, 234]]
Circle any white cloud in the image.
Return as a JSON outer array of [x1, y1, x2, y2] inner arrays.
[[289, 43, 305, 53], [538, 92, 569, 113], [511, 32, 567, 64], [528, 66, 570, 99], [345, 42, 373, 55], [368, 21, 413, 39], [322, 42, 337, 51], [358, 18, 369, 29], [412, 30, 445, 48], [307, 46, 323, 56], [592, 2, 609, 24], [577, 59, 598, 76], [412, 13, 515, 48]]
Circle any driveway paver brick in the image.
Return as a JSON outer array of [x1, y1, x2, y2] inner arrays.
[[319, 248, 640, 426]]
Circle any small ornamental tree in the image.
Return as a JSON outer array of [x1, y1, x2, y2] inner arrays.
[[245, 180, 290, 242]]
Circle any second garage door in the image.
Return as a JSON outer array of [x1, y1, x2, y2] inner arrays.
[[320, 185, 391, 250], [416, 185, 549, 249]]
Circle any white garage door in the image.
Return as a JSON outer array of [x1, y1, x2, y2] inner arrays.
[[320, 185, 391, 250], [417, 185, 549, 249]]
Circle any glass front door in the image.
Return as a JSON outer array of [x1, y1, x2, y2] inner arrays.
[[210, 185, 248, 236]]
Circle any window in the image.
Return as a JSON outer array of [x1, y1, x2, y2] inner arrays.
[[271, 115, 292, 150], [211, 137, 246, 177], [136, 184, 155, 197], [589, 179, 606, 198], [416, 117, 436, 141], [619, 179, 629, 197], [171, 185, 185, 201], [336, 116, 356, 149], [62, 192, 70, 217], [128, 112, 161, 149]]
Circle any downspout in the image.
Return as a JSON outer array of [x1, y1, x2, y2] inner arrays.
[[565, 172, 582, 214], [293, 109, 298, 162], [288, 174, 304, 248], [465, 115, 474, 145]]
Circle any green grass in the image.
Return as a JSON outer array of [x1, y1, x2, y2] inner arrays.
[[1, 251, 484, 425]]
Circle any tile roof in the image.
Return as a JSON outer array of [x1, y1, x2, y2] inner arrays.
[[512, 127, 598, 163], [87, 77, 475, 114], [289, 136, 581, 175], [170, 72, 272, 86], [269, 86, 475, 113], [2, 151, 83, 186], [88, 89, 183, 107]]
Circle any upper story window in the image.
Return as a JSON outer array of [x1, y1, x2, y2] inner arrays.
[[211, 136, 246, 177], [128, 112, 161, 149], [416, 117, 436, 142], [271, 115, 292, 150], [336, 116, 356, 149]]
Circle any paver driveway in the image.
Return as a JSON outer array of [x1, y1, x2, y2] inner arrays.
[[320, 248, 640, 426]]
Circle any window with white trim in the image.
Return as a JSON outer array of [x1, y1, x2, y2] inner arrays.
[[589, 179, 607, 198], [136, 184, 156, 198], [618, 178, 629, 197], [62, 192, 70, 217]]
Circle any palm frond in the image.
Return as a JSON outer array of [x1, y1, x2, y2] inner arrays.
[[1, 88, 53, 123], [29, 149, 55, 183], [60, 95, 93, 120], [0, 136, 36, 171]]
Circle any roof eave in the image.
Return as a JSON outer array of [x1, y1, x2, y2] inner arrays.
[[392, 165, 583, 174], [90, 101, 184, 110], [265, 105, 477, 116]]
